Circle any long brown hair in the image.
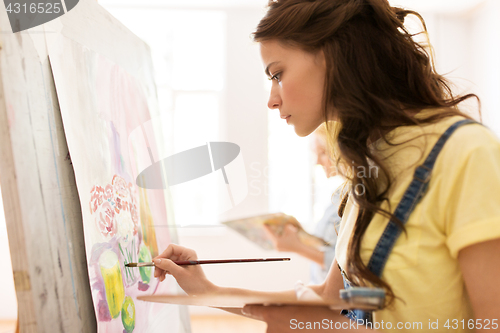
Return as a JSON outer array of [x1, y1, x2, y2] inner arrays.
[[253, 0, 479, 305]]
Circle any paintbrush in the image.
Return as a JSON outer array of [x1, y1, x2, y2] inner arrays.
[[125, 257, 291, 267]]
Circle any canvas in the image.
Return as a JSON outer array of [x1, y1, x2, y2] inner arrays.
[[49, 37, 189, 332]]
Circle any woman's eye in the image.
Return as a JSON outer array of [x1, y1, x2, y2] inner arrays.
[[270, 72, 282, 82]]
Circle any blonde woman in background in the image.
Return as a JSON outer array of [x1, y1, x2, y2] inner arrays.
[[264, 123, 343, 284]]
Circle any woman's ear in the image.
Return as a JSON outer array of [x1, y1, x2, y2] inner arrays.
[[315, 48, 327, 70]]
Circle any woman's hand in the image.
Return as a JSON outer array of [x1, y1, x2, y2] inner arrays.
[[264, 223, 302, 252], [152, 244, 217, 296], [265, 223, 326, 266]]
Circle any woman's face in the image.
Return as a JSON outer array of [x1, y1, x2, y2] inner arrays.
[[260, 40, 327, 137], [313, 134, 337, 178]]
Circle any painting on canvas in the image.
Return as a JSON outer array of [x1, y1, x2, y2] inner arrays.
[[49, 37, 188, 332]]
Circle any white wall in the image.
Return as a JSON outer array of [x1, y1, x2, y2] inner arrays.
[[393, 0, 500, 132], [466, 1, 500, 133]]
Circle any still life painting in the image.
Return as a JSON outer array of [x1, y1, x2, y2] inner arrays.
[[49, 36, 189, 332]]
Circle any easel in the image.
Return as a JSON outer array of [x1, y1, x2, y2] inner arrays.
[[0, 1, 183, 331]]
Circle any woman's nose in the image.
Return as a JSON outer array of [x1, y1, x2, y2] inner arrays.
[[267, 87, 281, 110]]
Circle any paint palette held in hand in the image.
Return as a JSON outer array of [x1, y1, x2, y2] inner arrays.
[[137, 292, 381, 310], [222, 213, 328, 250]]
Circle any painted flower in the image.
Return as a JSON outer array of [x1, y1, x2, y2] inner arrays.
[[116, 212, 135, 245], [90, 185, 105, 214], [122, 201, 129, 212], [104, 184, 113, 201], [116, 197, 123, 212], [97, 201, 117, 238], [112, 175, 129, 199]]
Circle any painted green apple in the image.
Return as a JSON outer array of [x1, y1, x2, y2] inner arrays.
[[138, 243, 152, 283], [121, 296, 135, 333]]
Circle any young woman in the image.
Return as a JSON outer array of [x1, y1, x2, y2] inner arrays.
[[154, 0, 500, 331]]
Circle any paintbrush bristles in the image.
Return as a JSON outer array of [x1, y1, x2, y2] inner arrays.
[[125, 262, 155, 267]]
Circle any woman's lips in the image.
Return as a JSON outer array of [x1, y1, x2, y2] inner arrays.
[[280, 114, 291, 123]]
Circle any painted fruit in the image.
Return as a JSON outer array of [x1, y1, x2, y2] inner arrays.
[[99, 250, 125, 319], [121, 296, 136, 333], [138, 244, 152, 283]]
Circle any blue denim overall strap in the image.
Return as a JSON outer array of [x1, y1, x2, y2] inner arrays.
[[341, 118, 478, 323]]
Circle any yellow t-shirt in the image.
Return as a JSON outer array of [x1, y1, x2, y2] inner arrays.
[[335, 112, 500, 332]]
